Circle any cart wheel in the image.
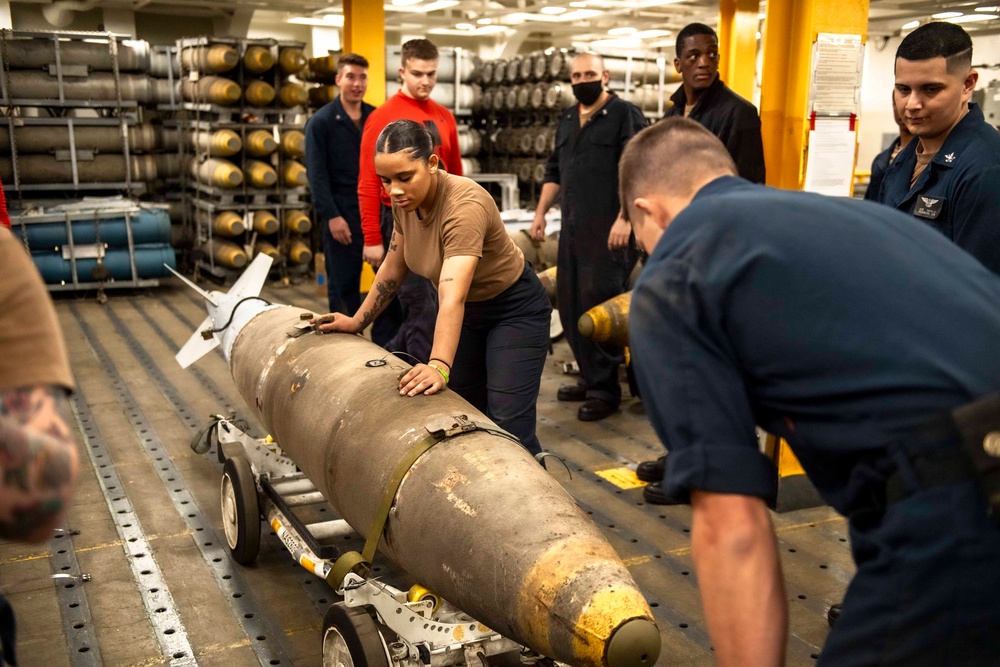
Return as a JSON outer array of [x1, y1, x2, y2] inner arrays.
[[322, 603, 390, 667], [221, 455, 260, 565]]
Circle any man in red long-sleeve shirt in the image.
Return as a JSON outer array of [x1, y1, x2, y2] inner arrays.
[[357, 38, 462, 356]]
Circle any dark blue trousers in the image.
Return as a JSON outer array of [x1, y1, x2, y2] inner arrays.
[[818, 475, 1000, 665], [371, 205, 437, 363], [556, 223, 636, 406], [370, 206, 404, 348], [321, 202, 363, 315], [450, 264, 551, 455]]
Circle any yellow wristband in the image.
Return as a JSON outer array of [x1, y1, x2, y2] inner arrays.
[[429, 363, 449, 384]]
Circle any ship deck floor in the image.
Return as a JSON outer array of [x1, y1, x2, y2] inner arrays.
[[1, 276, 851, 666]]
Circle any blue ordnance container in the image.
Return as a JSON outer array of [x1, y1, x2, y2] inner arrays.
[[32, 244, 176, 283], [12, 208, 171, 250]]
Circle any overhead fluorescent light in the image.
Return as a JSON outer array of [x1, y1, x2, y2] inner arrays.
[[540, 6, 567, 14], [589, 37, 642, 49], [391, 0, 423, 6], [287, 14, 345, 26], [477, 17, 492, 24], [428, 24, 508, 35], [385, 1, 460, 13], [976, 6, 1000, 11], [901, 20, 920, 30], [503, 9, 602, 23], [634, 29, 671, 38], [455, 22, 474, 29], [609, 26, 637, 35], [931, 11, 962, 18], [947, 12, 999, 22]]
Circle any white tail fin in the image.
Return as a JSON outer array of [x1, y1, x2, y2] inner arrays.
[[164, 264, 218, 306], [229, 254, 273, 300], [175, 315, 219, 369]]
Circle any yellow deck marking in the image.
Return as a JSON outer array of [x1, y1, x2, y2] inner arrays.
[[594, 467, 646, 490], [622, 555, 652, 567]]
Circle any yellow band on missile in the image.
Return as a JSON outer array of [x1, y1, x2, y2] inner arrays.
[[282, 161, 308, 187], [245, 130, 277, 157], [243, 45, 274, 73], [254, 240, 280, 258], [279, 47, 306, 75], [246, 161, 277, 188], [285, 239, 312, 265], [517, 534, 626, 660], [281, 130, 305, 158], [278, 82, 308, 108], [579, 292, 631, 347], [212, 211, 244, 236], [244, 80, 276, 107], [283, 210, 311, 234], [252, 211, 279, 235], [571, 588, 654, 667]]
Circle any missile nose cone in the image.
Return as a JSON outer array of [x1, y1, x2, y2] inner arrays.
[[578, 312, 596, 338], [605, 618, 661, 667]]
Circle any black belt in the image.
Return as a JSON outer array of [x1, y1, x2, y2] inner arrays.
[[885, 392, 1000, 508], [885, 444, 977, 505]]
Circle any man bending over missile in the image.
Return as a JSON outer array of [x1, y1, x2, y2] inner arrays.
[[314, 119, 551, 455], [623, 117, 1000, 665]]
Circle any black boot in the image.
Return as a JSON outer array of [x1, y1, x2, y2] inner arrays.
[[636, 454, 667, 482]]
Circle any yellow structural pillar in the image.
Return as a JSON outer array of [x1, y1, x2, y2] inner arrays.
[[343, 0, 386, 105], [717, 0, 759, 102], [759, 0, 869, 189]]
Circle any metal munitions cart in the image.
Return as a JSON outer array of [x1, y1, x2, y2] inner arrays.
[[201, 417, 555, 667]]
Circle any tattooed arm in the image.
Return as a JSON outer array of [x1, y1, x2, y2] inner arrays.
[[314, 229, 410, 334], [0, 386, 80, 544]]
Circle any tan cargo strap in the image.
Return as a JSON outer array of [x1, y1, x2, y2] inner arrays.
[[327, 415, 518, 589]]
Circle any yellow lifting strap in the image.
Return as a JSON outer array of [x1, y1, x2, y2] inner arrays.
[[327, 415, 519, 589]]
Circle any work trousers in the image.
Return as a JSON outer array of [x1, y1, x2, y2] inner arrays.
[[321, 201, 363, 315], [556, 224, 636, 405], [370, 206, 438, 363], [450, 264, 551, 455], [818, 454, 1000, 665]]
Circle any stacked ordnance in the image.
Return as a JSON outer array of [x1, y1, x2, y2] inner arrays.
[[472, 49, 679, 206], [164, 36, 313, 280], [9, 200, 176, 289]]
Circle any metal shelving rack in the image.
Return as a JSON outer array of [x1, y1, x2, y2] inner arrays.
[[0, 29, 168, 293], [164, 36, 312, 284]]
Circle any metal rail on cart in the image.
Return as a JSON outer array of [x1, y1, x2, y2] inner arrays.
[[201, 417, 560, 667]]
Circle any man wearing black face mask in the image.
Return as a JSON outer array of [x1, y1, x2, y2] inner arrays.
[[531, 52, 648, 422]]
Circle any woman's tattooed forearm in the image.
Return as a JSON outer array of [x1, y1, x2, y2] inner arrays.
[[0, 387, 78, 541], [359, 278, 401, 328]]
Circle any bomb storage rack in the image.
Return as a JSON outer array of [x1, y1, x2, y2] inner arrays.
[[474, 49, 676, 207], [165, 36, 312, 284], [9, 199, 173, 291], [0, 29, 177, 290]]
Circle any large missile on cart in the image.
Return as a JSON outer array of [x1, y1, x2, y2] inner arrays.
[[169, 255, 661, 667]]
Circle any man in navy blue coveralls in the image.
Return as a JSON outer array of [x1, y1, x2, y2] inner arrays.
[[876, 21, 1000, 275], [305, 53, 375, 314], [529, 52, 647, 422], [622, 118, 1000, 666]]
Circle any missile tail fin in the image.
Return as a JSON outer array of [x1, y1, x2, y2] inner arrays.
[[175, 315, 220, 369], [164, 263, 219, 306], [228, 254, 273, 300]]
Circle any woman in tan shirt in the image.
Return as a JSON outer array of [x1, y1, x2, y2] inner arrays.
[[315, 120, 551, 455]]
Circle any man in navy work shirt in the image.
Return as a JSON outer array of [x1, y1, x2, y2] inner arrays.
[[876, 21, 1000, 275], [623, 118, 1000, 666], [305, 53, 375, 313]]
